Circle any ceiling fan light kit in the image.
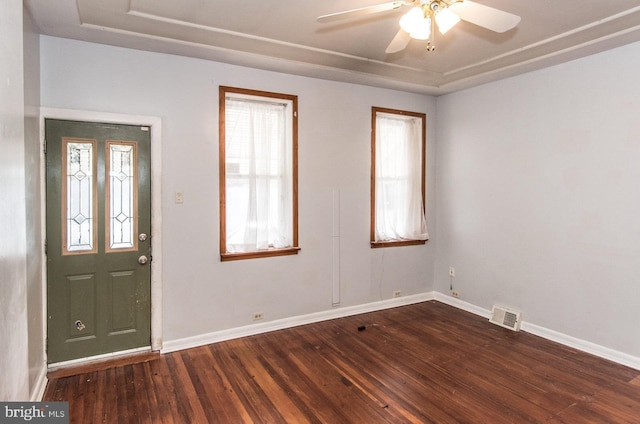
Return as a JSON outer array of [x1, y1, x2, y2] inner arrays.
[[318, 0, 520, 54], [401, 2, 460, 39], [400, 7, 432, 40], [434, 7, 461, 34]]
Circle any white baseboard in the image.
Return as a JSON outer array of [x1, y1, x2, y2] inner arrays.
[[161, 292, 435, 353], [30, 364, 48, 401], [433, 292, 492, 319], [163, 290, 640, 372], [434, 292, 640, 371], [522, 322, 640, 371]]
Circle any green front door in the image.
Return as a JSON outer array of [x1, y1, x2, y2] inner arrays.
[[46, 119, 151, 364]]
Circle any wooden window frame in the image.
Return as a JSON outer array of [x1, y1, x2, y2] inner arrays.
[[370, 106, 427, 248], [219, 86, 300, 261]]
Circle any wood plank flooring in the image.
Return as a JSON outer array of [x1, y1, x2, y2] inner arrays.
[[43, 301, 640, 423]]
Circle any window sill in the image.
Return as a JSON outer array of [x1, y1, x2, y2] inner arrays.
[[221, 247, 301, 262], [370, 239, 427, 249]]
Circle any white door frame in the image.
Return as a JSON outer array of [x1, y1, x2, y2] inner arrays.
[[40, 108, 163, 359]]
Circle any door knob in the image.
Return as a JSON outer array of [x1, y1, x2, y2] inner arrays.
[[138, 255, 148, 265]]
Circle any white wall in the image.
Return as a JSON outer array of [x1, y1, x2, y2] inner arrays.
[[40, 36, 437, 344], [24, 6, 45, 399], [436, 40, 640, 358], [0, 0, 29, 401]]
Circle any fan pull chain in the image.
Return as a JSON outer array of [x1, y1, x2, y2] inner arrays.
[[426, 15, 436, 52]]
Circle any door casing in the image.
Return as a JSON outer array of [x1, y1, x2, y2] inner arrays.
[[40, 108, 163, 365]]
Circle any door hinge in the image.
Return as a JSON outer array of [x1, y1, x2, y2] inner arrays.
[[44, 239, 48, 255], [43, 137, 47, 155]]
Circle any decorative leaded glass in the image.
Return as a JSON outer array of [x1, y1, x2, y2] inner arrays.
[[65, 140, 96, 253], [107, 142, 136, 250]]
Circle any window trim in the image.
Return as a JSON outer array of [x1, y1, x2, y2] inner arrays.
[[219, 86, 299, 261], [370, 106, 427, 248]]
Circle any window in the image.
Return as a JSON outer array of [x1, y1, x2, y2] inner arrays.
[[371, 107, 428, 247], [62, 138, 97, 254], [105, 141, 138, 252], [219, 86, 299, 261]]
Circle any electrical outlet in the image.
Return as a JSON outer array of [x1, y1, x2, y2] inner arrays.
[[252, 312, 264, 321], [449, 266, 455, 278], [451, 290, 460, 298], [393, 290, 401, 298]]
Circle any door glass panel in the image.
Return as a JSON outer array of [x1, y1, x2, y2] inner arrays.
[[63, 139, 97, 254], [106, 141, 138, 252]]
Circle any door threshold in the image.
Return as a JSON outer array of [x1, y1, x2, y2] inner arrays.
[[47, 347, 159, 379]]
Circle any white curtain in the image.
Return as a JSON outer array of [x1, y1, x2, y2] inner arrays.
[[375, 114, 429, 242], [225, 99, 292, 252]]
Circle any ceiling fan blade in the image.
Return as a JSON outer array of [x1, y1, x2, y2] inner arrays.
[[385, 29, 411, 53], [317, 1, 411, 23], [449, 0, 520, 33]]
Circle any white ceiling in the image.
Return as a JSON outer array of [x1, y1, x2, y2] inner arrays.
[[25, 0, 640, 95]]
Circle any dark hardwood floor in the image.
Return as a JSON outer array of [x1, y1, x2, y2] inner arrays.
[[44, 301, 640, 423]]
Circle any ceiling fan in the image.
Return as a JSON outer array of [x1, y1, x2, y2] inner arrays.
[[317, 0, 521, 53]]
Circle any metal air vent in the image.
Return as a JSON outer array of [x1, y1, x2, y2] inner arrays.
[[489, 305, 521, 331]]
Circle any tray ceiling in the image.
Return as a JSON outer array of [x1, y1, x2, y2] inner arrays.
[[25, 0, 640, 95]]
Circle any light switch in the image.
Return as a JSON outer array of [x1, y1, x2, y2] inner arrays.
[[175, 191, 184, 204]]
